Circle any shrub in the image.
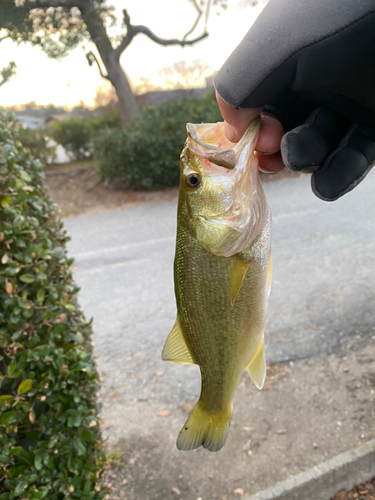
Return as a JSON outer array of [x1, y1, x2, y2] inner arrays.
[[93, 89, 222, 189], [49, 118, 91, 161], [0, 110, 106, 499], [88, 110, 121, 140], [15, 126, 56, 165]]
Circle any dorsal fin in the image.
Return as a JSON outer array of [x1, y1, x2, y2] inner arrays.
[[245, 335, 266, 389], [162, 317, 194, 364], [230, 257, 250, 305]]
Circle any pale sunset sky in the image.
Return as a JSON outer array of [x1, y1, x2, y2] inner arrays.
[[0, 0, 266, 108]]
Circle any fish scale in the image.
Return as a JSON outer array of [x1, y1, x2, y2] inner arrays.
[[162, 118, 272, 452]]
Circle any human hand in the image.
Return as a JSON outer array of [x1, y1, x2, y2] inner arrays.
[[216, 92, 284, 175], [215, 0, 375, 201]]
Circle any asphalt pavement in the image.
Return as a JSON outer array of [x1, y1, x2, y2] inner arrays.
[[65, 171, 375, 405], [64, 171, 375, 499]]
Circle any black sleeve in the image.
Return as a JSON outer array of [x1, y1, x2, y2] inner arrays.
[[215, 0, 375, 126]]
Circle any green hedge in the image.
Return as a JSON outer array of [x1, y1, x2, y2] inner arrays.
[[93, 90, 222, 189], [88, 110, 121, 139], [0, 111, 106, 499]]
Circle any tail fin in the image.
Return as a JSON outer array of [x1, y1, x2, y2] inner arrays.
[[176, 402, 232, 452]]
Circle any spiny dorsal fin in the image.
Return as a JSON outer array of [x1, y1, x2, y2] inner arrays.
[[230, 258, 250, 305], [266, 252, 272, 298], [162, 317, 194, 364], [245, 335, 266, 389]]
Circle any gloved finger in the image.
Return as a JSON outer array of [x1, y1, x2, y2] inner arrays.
[[312, 124, 375, 201], [280, 107, 352, 173], [263, 88, 316, 132], [256, 151, 285, 174]]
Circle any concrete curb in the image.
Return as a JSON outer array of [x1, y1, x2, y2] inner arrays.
[[245, 439, 375, 500]]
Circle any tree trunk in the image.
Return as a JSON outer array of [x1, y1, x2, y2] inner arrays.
[[80, 0, 140, 126], [106, 54, 139, 126]]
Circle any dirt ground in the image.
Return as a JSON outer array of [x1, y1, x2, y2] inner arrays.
[[99, 343, 375, 500], [44, 161, 180, 218], [44, 161, 304, 218]]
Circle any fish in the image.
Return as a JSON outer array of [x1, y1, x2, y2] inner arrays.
[[162, 117, 272, 452]]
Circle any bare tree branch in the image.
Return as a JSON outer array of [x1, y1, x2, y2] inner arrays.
[[114, 9, 208, 59], [134, 25, 208, 46], [204, 0, 212, 33], [183, 0, 202, 41], [86, 51, 110, 81], [113, 9, 134, 58]]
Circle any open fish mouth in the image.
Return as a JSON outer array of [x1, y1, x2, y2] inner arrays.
[[186, 117, 260, 170]]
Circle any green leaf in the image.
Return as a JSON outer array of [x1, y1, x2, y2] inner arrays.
[[0, 411, 17, 425], [68, 415, 82, 428], [31, 486, 49, 499], [73, 439, 86, 456], [56, 355, 64, 370], [37, 289, 45, 303], [18, 379, 33, 395], [7, 465, 28, 478], [0, 332, 11, 345], [34, 454, 43, 471], [19, 170, 31, 183], [10, 447, 33, 465], [19, 273, 35, 283], [7, 360, 22, 379], [14, 478, 28, 495], [0, 395, 14, 405], [81, 429, 96, 442]]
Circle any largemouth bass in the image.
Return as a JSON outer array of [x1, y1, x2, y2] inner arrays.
[[162, 118, 272, 452]]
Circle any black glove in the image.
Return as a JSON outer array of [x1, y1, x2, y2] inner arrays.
[[214, 0, 375, 201]]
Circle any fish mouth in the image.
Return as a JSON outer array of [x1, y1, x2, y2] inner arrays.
[[185, 118, 267, 257], [186, 118, 260, 170]]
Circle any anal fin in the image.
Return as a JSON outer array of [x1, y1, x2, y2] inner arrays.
[[230, 258, 250, 305], [162, 317, 194, 364], [245, 335, 266, 390]]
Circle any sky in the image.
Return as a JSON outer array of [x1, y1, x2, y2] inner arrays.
[[0, 0, 266, 108]]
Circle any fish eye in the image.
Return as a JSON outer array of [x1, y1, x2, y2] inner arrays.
[[186, 173, 200, 188]]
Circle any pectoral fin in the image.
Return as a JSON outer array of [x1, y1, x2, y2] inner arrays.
[[245, 335, 266, 390], [162, 317, 194, 364], [230, 258, 250, 305]]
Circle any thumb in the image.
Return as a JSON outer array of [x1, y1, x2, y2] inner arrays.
[[216, 91, 261, 143]]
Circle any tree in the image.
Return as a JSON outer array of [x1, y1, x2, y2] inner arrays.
[[1, 0, 226, 125]]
